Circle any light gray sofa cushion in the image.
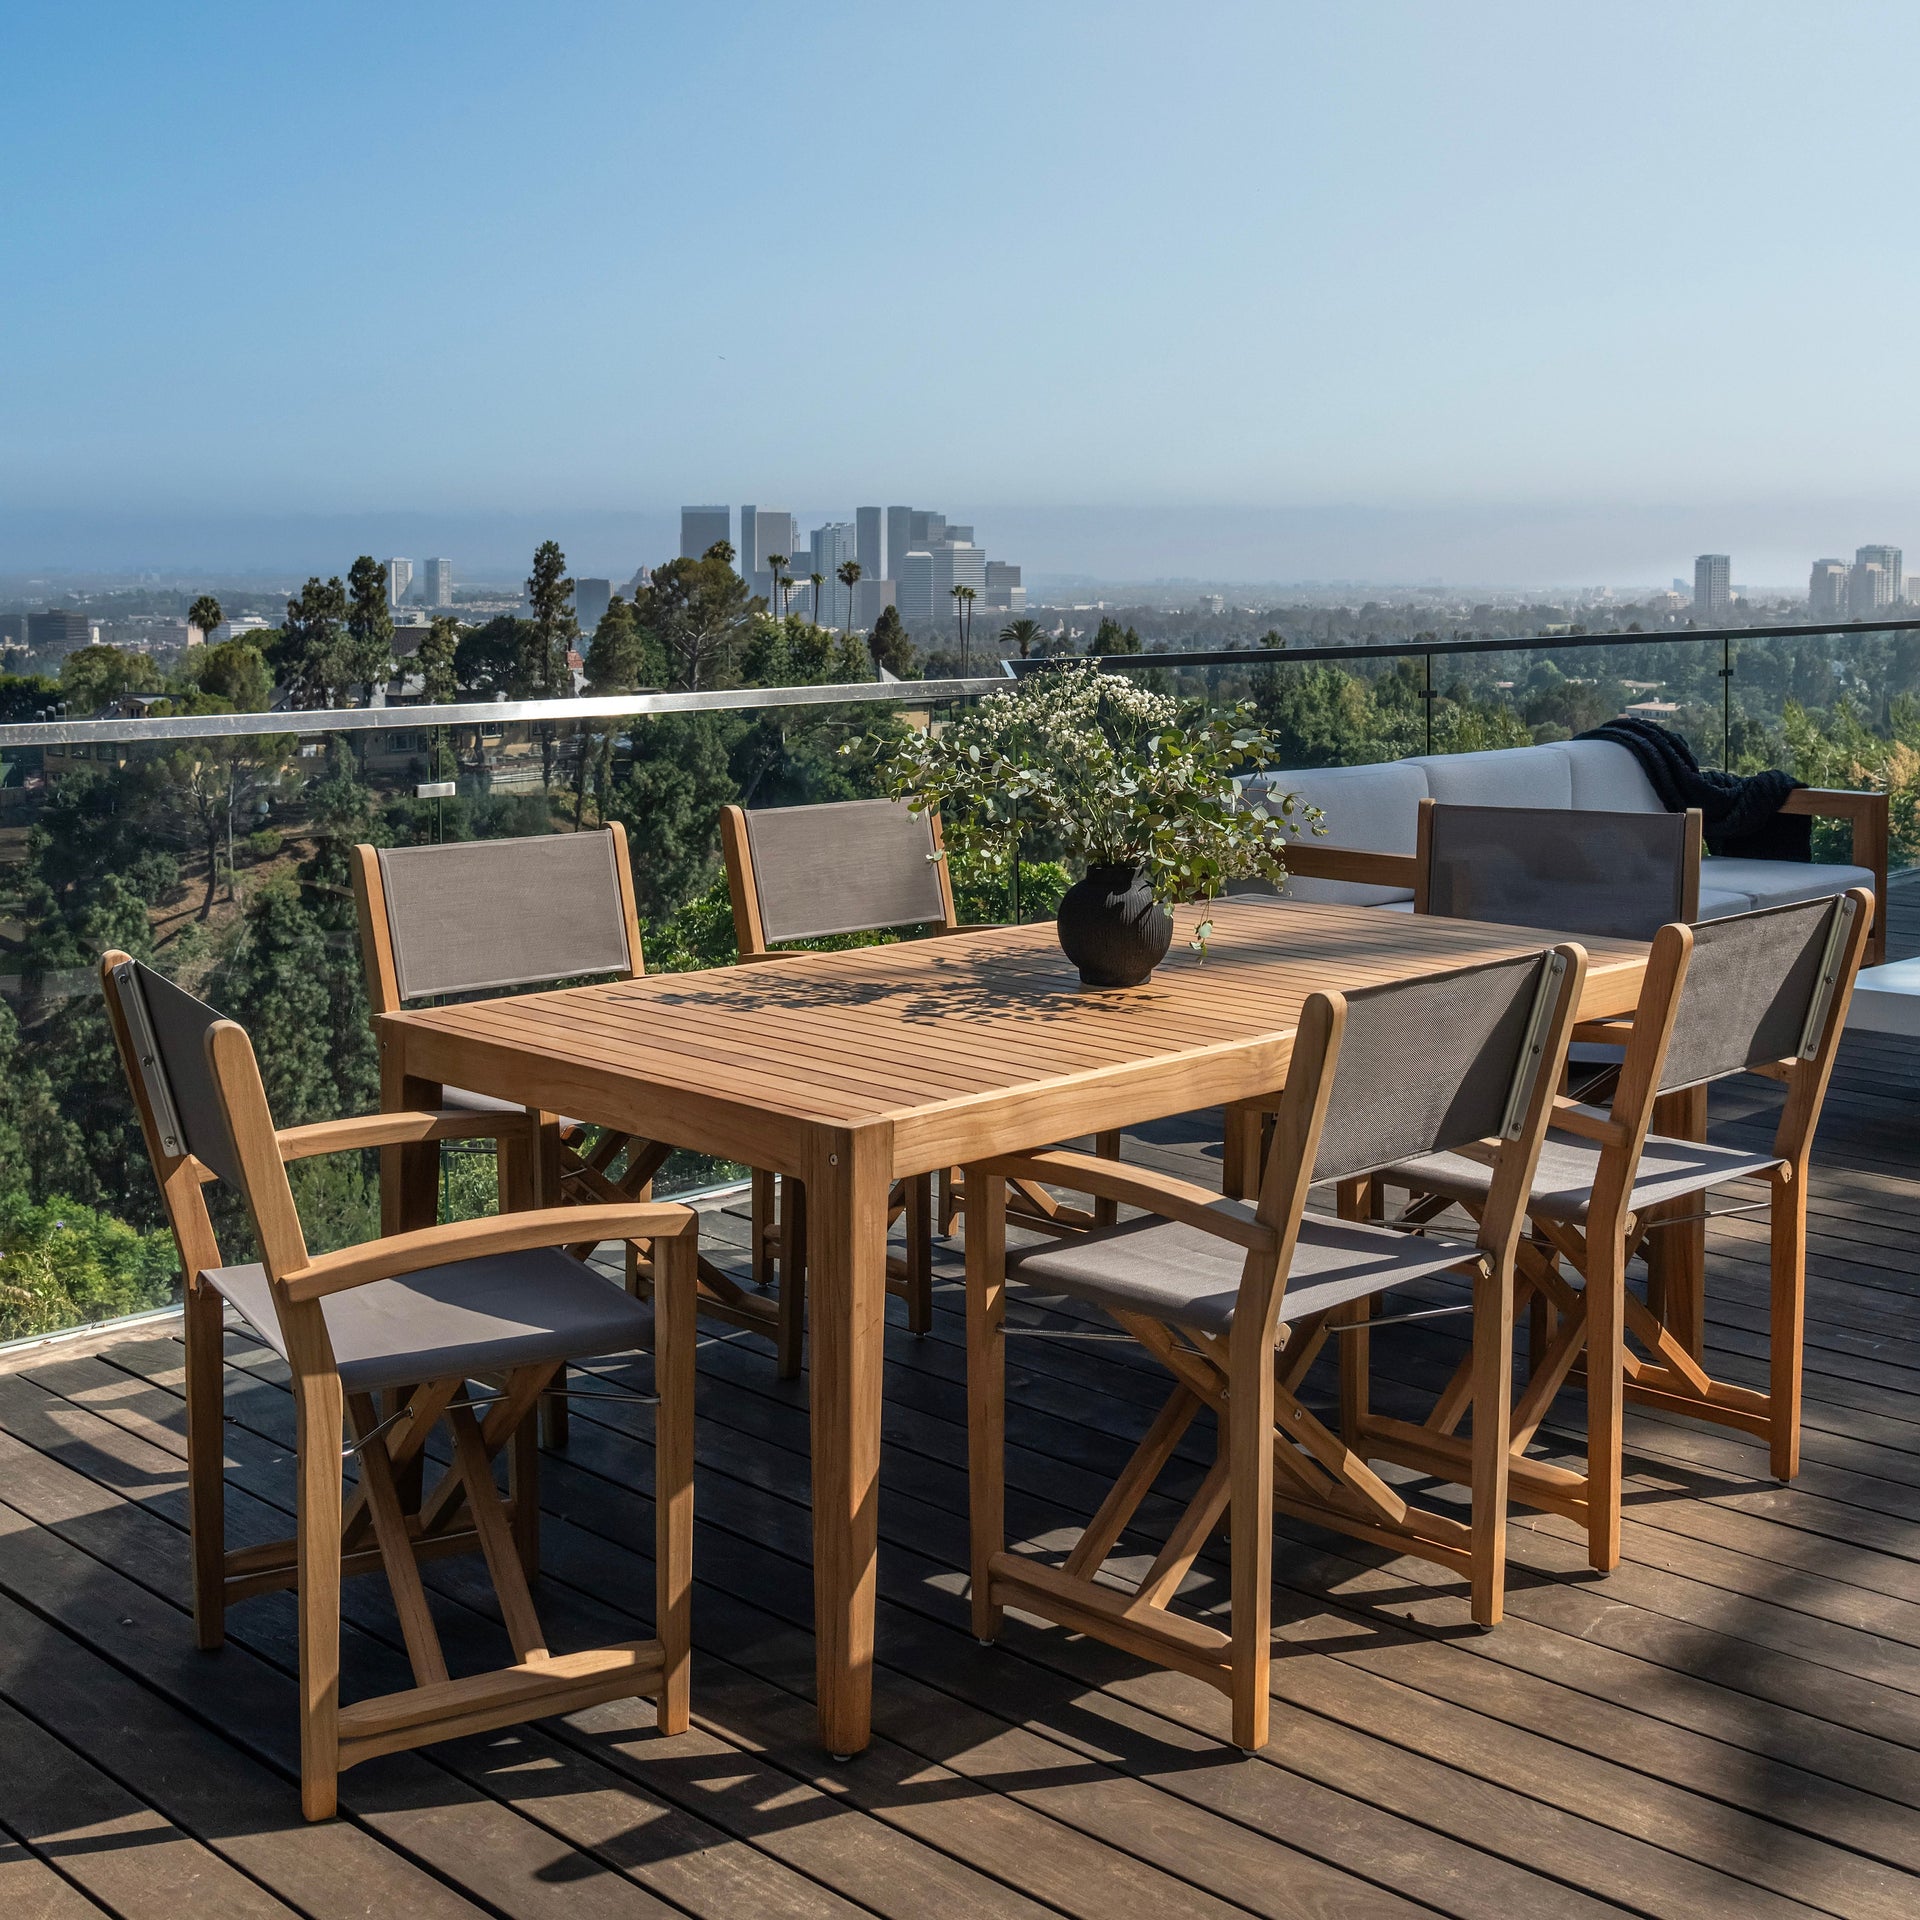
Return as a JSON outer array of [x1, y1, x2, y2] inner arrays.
[[1702, 857, 1872, 910], [1553, 739, 1664, 812], [1247, 760, 1428, 905], [1407, 744, 1572, 810]]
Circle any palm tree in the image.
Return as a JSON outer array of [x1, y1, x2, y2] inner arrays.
[[808, 572, 825, 626], [1001, 616, 1041, 659], [766, 554, 789, 618], [959, 585, 978, 671], [951, 584, 966, 665], [188, 594, 223, 645], [837, 559, 862, 638]]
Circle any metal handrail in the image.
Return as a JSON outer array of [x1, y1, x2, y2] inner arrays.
[[1013, 613, 1920, 676], [0, 672, 1014, 749]]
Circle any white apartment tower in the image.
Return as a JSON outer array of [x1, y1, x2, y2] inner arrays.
[[385, 558, 413, 607], [1809, 559, 1848, 618], [421, 558, 453, 608], [1855, 545, 1903, 609], [1693, 553, 1731, 616]]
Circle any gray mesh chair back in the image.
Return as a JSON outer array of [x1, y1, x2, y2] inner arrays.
[[376, 830, 634, 1002], [107, 960, 245, 1186], [1311, 950, 1568, 1185], [1659, 894, 1857, 1094], [1424, 804, 1689, 939], [742, 799, 947, 944]]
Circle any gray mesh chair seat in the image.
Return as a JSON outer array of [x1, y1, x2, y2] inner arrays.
[[204, 1247, 654, 1396], [1385, 1126, 1782, 1226], [1011, 1212, 1487, 1340]]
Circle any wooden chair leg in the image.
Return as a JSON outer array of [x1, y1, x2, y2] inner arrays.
[[1584, 1237, 1626, 1574], [1769, 1170, 1807, 1481], [904, 1173, 933, 1335], [183, 1276, 227, 1650], [292, 1364, 345, 1823], [1092, 1131, 1122, 1228], [939, 1166, 961, 1237], [1221, 1106, 1258, 1201], [1468, 1259, 1515, 1628], [653, 1230, 697, 1734], [966, 1169, 1007, 1644], [776, 1177, 807, 1380], [531, 1115, 571, 1450], [1227, 1324, 1274, 1751]]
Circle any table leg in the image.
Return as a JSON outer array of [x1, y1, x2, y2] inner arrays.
[[806, 1123, 891, 1757], [380, 1046, 442, 1238]]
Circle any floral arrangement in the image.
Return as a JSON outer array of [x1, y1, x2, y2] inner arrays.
[[854, 661, 1317, 908]]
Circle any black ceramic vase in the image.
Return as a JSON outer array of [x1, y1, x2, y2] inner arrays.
[[1055, 864, 1174, 987]]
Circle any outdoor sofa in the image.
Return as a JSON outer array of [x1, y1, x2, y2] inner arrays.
[[1240, 738, 1888, 963]]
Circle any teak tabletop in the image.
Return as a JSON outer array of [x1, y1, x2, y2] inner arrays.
[[378, 897, 1650, 1755]]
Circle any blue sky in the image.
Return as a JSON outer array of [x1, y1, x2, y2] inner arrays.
[[5, 2, 1918, 583]]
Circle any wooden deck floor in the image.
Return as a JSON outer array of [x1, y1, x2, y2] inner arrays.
[[4, 889, 1920, 1920]]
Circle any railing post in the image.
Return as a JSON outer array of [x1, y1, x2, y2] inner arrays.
[[1720, 637, 1733, 771], [1423, 651, 1435, 755]]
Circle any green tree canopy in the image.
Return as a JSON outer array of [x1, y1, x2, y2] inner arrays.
[[277, 575, 352, 707], [632, 547, 759, 692], [866, 603, 915, 677], [344, 554, 397, 698], [59, 645, 160, 715]]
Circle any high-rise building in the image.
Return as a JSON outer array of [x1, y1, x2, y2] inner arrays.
[[909, 509, 947, 549], [738, 506, 758, 582], [574, 578, 613, 634], [211, 616, 272, 644], [680, 505, 730, 559], [1810, 559, 1849, 617], [931, 542, 986, 644], [852, 577, 896, 632], [810, 522, 858, 619], [26, 609, 90, 656], [1693, 554, 1731, 616], [1856, 544, 1903, 608], [856, 506, 884, 581], [421, 558, 454, 608], [983, 561, 1024, 611], [944, 524, 974, 544], [1849, 557, 1892, 617], [385, 557, 413, 607], [886, 506, 914, 582], [897, 551, 936, 631]]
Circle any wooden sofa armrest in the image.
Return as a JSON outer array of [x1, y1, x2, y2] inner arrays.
[[1777, 788, 1888, 962], [282, 1201, 698, 1301], [276, 1108, 538, 1161], [1277, 845, 1421, 889]]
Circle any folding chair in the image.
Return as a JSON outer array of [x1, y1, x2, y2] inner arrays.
[[721, 797, 1119, 1374], [101, 951, 698, 1822], [1224, 803, 1700, 1196], [353, 825, 759, 1414], [1377, 889, 1869, 1572], [964, 944, 1584, 1751]]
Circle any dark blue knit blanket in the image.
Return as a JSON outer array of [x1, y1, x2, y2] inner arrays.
[[1575, 717, 1810, 863]]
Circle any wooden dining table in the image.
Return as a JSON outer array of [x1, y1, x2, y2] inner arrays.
[[376, 896, 1651, 1757]]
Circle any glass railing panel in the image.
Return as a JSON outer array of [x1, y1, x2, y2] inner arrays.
[[0, 681, 980, 1341]]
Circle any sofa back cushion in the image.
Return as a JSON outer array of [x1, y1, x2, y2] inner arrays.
[[1553, 739, 1664, 813], [1241, 760, 1429, 905], [1406, 744, 1572, 810]]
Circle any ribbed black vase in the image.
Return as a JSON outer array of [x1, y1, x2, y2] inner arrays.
[[1055, 864, 1174, 987]]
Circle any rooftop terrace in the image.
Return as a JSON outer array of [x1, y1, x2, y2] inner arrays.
[[0, 888, 1913, 1919]]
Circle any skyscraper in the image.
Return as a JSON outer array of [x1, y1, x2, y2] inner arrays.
[[984, 561, 1024, 611], [1693, 554, 1730, 616], [385, 557, 413, 607], [1849, 556, 1892, 617], [739, 506, 758, 582], [1810, 558, 1848, 617], [909, 509, 947, 549], [574, 578, 612, 634], [931, 542, 986, 645], [886, 506, 913, 582], [1856, 544, 1903, 607], [856, 506, 884, 580], [897, 551, 936, 631], [680, 505, 730, 559], [421, 558, 453, 608], [810, 522, 859, 623]]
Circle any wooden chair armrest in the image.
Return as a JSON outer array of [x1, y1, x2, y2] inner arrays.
[[1277, 844, 1420, 888], [281, 1201, 697, 1302], [982, 1149, 1275, 1253], [1571, 1017, 1634, 1043], [276, 1108, 537, 1161]]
